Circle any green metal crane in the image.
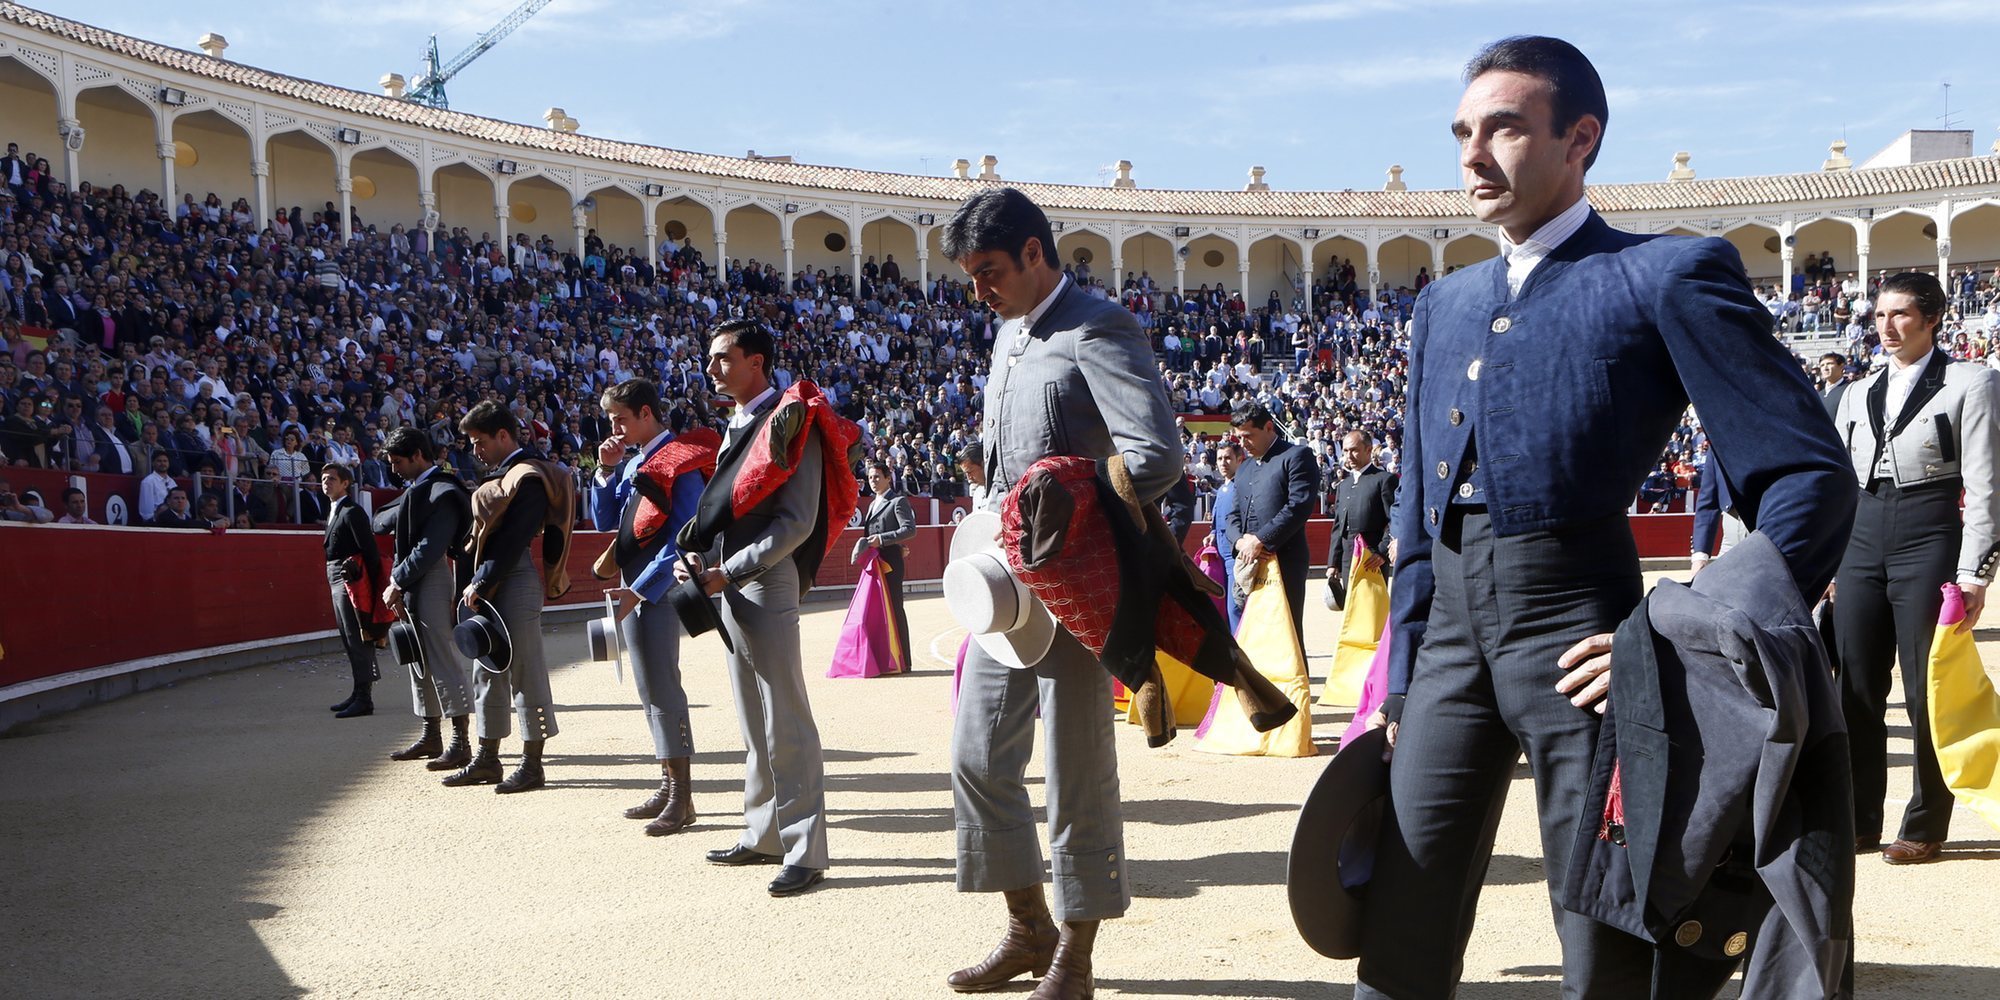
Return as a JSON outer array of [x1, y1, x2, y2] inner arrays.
[[407, 0, 554, 110]]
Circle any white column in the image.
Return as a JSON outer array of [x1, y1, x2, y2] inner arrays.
[[1237, 260, 1251, 300], [714, 231, 728, 274], [1936, 203, 1953, 281], [1428, 240, 1442, 285], [156, 141, 177, 212], [1111, 256, 1124, 297], [1364, 241, 1381, 305], [1857, 241, 1870, 292], [494, 204, 510, 245], [782, 238, 796, 289], [1173, 245, 1186, 295], [916, 249, 929, 295], [643, 223, 660, 270], [334, 162, 353, 243], [58, 116, 81, 188], [1780, 244, 1794, 299], [571, 205, 587, 259], [851, 243, 864, 294], [250, 158, 271, 227]]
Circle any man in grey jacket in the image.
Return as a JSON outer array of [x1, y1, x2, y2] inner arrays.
[[941, 188, 1183, 1000], [1829, 270, 2000, 865], [853, 460, 917, 667], [677, 321, 832, 898]]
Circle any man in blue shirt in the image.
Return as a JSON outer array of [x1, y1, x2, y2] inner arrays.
[[590, 377, 713, 837]]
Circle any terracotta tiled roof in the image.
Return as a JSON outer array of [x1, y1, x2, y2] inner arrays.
[[6, 1, 1998, 218]]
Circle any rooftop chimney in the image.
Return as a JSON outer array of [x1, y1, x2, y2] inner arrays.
[[1668, 151, 1695, 182], [1114, 160, 1135, 189], [951, 158, 970, 179], [1245, 166, 1269, 192], [1384, 165, 1406, 192], [1823, 139, 1852, 172], [197, 33, 228, 58], [380, 74, 407, 99], [979, 155, 999, 181]]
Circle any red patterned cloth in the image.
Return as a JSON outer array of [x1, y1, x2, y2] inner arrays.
[[999, 456, 1207, 665], [630, 427, 720, 544], [730, 380, 862, 567]]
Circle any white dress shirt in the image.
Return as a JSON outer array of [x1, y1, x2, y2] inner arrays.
[[729, 386, 779, 432], [1499, 195, 1592, 297]]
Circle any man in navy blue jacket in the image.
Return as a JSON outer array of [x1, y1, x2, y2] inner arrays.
[[1357, 36, 1853, 999], [1226, 401, 1321, 650]]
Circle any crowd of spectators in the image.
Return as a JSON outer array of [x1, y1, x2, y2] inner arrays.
[[4, 135, 1997, 531]]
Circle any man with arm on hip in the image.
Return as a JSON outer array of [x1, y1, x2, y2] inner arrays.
[[1357, 36, 1852, 998], [941, 187, 1183, 1000]]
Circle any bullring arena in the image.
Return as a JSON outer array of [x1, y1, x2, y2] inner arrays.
[[3, 3, 2000, 997]]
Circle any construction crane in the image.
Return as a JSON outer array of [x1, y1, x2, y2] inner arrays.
[[407, 0, 553, 110]]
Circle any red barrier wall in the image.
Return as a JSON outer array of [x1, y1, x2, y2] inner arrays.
[[0, 514, 1696, 690]]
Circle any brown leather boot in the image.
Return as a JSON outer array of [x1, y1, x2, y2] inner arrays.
[[624, 773, 674, 820], [946, 886, 1059, 993], [1131, 663, 1176, 748], [1229, 651, 1298, 732], [644, 756, 697, 836], [1029, 920, 1098, 1000]]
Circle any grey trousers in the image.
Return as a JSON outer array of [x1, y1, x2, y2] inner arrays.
[[326, 563, 380, 685], [951, 627, 1128, 922], [471, 558, 555, 743], [1355, 511, 1653, 999], [404, 566, 472, 719], [624, 597, 693, 759], [719, 558, 828, 868]]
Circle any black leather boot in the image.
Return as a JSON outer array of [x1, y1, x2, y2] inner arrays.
[[427, 716, 471, 771], [334, 683, 374, 718], [946, 886, 1059, 992], [496, 739, 545, 794], [391, 717, 442, 760], [442, 738, 503, 786]]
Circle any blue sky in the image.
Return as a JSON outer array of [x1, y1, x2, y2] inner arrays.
[[45, 0, 2000, 192]]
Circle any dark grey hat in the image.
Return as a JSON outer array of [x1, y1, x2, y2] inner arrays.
[[666, 573, 732, 653], [452, 597, 511, 673], [388, 620, 423, 668], [1286, 725, 1391, 960], [665, 554, 733, 652]]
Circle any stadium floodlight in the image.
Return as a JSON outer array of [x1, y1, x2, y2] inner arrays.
[[495, 159, 519, 175], [641, 183, 665, 197], [159, 87, 188, 106]]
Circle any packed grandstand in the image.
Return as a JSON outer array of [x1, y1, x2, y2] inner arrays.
[[1, 2, 1998, 528]]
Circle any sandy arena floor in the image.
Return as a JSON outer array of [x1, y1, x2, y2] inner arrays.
[[5, 584, 1999, 999]]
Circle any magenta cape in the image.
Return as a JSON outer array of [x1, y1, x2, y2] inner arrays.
[[828, 549, 905, 678]]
